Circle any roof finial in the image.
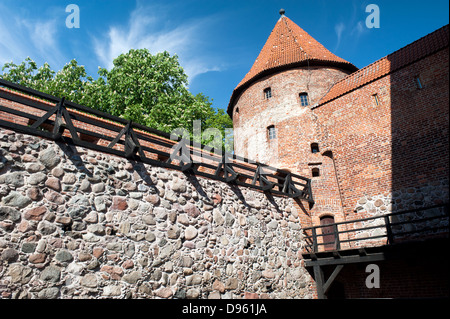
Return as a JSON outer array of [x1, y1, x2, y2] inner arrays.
[[279, 8, 285, 16]]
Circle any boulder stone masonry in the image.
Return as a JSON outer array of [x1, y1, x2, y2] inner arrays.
[[0, 129, 314, 299]]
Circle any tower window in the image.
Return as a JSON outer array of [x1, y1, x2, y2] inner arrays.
[[268, 125, 276, 140], [235, 107, 239, 113], [264, 87, 272, 99], [299, 93, 309, 106], [312, 168, 320, 177], [372, 94, 379, 106], [415, 76, 423, 89], [311, 143, 320, 153]]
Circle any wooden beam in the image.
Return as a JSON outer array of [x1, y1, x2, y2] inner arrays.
[[313, 265, 325, 299], [323, 265, 344, 294], [215, 153, 238, 182], [108, 122, 129, 149], [30, 99, 61, 130], [252, 165, 273, 191], [305, 252, 387, 267], [0, 78, 317, 200], [60, 103, 80, 142]]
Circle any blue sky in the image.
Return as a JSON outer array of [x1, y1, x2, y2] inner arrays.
[[0, 0, 448, 112]]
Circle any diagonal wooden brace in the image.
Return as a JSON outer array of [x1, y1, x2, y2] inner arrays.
[[31, 98, 62, 131], [169, 138, 193, 171], [252, 165, 273, 191], [215, 153, 238, 182]]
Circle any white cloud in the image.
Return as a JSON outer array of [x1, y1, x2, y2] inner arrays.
[[92, 4, 222, 83], [0, 4, 65, 69], [334, 22, 346, 51], [333, 19, 368, 52], [352, 21, 367, 37], [27, 20, 58, 52]]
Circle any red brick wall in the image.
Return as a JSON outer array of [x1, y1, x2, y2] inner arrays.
[[232, 66, 351, 167], [232, 66, 351, 226], [328, 256, 449, 298], [313, 48, 449, 222], [390, 48, 449, 193], [231, 44, 448, 257]]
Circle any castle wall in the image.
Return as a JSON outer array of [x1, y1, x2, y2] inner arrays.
[[232, 66, 350, 168], [0, 128, 314, 299], [231, 67, 351, 236], [313, 48, 449, 226], [326, 255, 449, 299]]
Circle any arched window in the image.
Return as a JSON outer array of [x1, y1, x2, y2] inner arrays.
[[320, 215, 336, 251], [299, 92, 309, 106], [311, 143, 320, 153]]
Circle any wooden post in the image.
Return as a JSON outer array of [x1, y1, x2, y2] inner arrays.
[[311, 227, 318, 252], [384, 215, 394, 244], [313, 265, 325, 299], [333, 224, 341, 250]]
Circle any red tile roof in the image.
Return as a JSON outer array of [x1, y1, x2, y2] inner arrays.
[[317, 24, 449, 106], [227, 15, 358, 116]]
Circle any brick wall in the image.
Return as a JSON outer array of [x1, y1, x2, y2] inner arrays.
[[327, 253, 449, 299], [313, 48, 449, 225], [231, 41, 448, 260], [232, 66, 351, 167], [231, 66, 351, 229]]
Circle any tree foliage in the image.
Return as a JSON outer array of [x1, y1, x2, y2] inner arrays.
[[1, 50, 233, 149]]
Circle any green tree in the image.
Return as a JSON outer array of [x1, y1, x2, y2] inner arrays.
[[1, 57, 89, 101], [1, 50, 233, 149]]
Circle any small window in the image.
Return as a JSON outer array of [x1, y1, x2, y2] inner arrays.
[[415, 76, 423, 89], [312, 168, 320, 177], [299, 93, 309, 106], [372, 94, 379, 106], [311, 143, 320, 154], [268, 125, 276, 140], [264, 87, 272, 99], [235, 107, 239, 113]]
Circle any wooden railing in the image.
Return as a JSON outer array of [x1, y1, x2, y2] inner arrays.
[[302, 204, 449, 253], [0, 78, 313, 203]]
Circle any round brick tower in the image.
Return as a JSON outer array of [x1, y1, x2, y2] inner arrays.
[[228, 11, 358, 231]]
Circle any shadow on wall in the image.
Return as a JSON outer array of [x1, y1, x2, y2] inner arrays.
[[329, 45, 450, 300], [390, 49, 449, 212]]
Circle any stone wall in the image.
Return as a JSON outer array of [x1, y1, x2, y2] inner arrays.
[[0, 128, 314, 299]]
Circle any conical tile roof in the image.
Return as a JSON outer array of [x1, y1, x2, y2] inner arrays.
[[228, 14, 358, 116]]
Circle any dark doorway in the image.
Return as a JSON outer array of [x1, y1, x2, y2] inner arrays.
[[320, 216, 336, 251]]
